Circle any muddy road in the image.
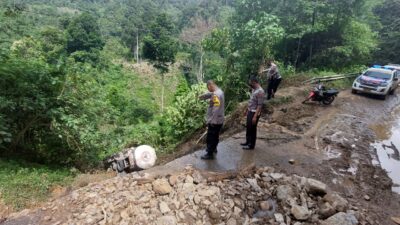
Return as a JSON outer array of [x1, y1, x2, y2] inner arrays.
[[2, 86, 400, 225]]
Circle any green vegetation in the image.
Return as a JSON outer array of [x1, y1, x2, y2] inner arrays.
[[0, 159, 75, 210], [0, 0, 399, 210], [143, 13, 178, 112]]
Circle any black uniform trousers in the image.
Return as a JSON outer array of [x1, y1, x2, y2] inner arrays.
[[206, 124, 223, 154], [267, 78, 282, 100], [246, 111, 260, 148]]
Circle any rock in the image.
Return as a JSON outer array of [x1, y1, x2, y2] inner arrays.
[[192, 171, 205, 184], [185, 175, 194, 184], [120, 209, 130, 219], [363, 195, 370, 201], [392, 217, 400, 225], [324, 192, 348, 212], [289, 159, 296, 164], [227, 218, 237, 225], [194, 195, 201, 205], [276, 185, 295, 202], [259, 201, 271, 211], [152, 179, 173, 195], [233, 206, 242, 216], [321, 212, 358, 225], [270, 173, 285, 180], [159, 201, 170, 214], [182, 182, 195, 193], [198, 187, 220, 197], [203, 200, 211, 206], [306, 178, 327, 195], [178, 211, 185, 220], [319, 202, 336, 219], [274, 213, 285, 223], [168, 175, 178, 186], [44, 216, 52, 221], [186, 209, 197, 218], [157, 215, 177, 225], [291, 205, 311, 221], [247, 179, 262, 192], [208, 205, 220, 219]]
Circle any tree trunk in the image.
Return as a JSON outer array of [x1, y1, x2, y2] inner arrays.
[[294, 36, 302, 71], [309, 0, 317, 63], [198, 48, 205, 83], [136, 31, 139, 64], [161, 73, 165, 113]]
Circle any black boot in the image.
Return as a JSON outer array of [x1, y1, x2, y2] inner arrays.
[[201, 153, 214, 160], [242, 146, 255, 150], [240, 142, 249, 146]]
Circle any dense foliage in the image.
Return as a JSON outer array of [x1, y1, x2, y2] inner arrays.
[[0, 0, 399, 170]]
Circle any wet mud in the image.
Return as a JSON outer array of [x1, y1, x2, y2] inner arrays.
[[371, 105, 400, 194]]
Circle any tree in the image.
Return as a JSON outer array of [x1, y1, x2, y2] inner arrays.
[[180, 17, 217, 82], [65, 13, 104, 55], [373, 0, 400, 64], [143, 13, 178, 112], [120, 0, 158, 61], [0, 56, 64, 162], [39, 27, 67, 64]]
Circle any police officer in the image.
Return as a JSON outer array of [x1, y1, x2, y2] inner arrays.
[[266, 59, 282, 100], [241, 76, 265, 150], [199, 80, 225, 160]]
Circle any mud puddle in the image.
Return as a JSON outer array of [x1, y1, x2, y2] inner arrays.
[[371, 106, 400, 193]]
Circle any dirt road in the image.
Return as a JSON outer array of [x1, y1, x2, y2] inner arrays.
[[2, 86, 400, 225]]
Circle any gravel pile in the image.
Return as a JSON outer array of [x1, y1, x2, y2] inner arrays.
[[31, 166, 367, 225]]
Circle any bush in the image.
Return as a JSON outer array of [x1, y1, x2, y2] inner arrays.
[[128, 84, 208, 153], [163, 84, 207, 140]]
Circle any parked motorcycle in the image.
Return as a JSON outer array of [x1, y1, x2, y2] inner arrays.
[[302, 83, 339, 105]]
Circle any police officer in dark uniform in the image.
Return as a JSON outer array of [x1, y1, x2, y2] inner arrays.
[[241, 76, 265, 150], [199, 80, 225, 160]]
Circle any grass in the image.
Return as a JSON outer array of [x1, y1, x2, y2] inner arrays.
[[0, 159, 76, 210]]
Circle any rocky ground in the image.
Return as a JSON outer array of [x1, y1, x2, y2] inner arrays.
[[2, 86, 400, 225], [1, 165, 368, 225]]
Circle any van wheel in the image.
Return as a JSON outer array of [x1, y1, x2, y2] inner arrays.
[[351, 89, 357, 94], [389, 88, 395, 95], [381, 94, 387, 100]]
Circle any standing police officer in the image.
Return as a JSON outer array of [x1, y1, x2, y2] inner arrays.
[[266, 59, 282, 100], [199, 80, 225, 160], [241, 76, 265, 150]]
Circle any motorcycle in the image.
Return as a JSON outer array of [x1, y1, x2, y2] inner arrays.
[[302, 83, 339, 105]]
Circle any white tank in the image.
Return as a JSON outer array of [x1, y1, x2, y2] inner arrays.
[[134, 145, 157, 170]]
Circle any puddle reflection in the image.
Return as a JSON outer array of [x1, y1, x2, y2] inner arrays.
[[372, 107, 400, 194]]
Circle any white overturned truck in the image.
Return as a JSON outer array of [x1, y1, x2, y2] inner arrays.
[[104, 145, 157, 173]]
